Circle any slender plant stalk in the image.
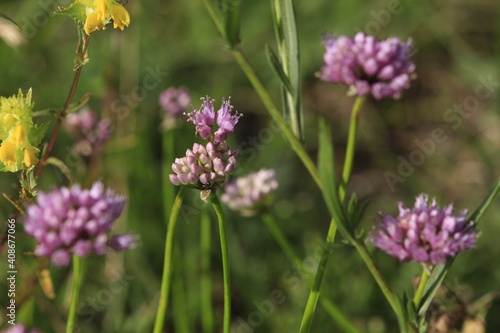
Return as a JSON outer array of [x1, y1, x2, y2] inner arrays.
[[299, 219, 337, 333], [153, 187, 186, 333], [413, 268, 430, 309], [230, 48, 321, 187], [299, 97, 366, 332], [200, 206, 215, 333], [210, 193, 231, 333], [201, 1, 400, 326], [353, 241, 400, 315], [35, 35, 91, 179], [66, 256, 83, 333], [339, 96, 366, 200], [262, 214, 360, 333]]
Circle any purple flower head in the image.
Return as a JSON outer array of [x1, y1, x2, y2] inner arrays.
[[169, 141, 238, 191], [1, 325, 42, 333], [65, 107, 97, 134], [368, 194, 478, 265], [64, 108, 114, 159], [185, 97, 242, 143], [159, 86, 191, 117], [24, 181, 136, 266], [320, 32, 415, 100], [221, 168, 278, 216]]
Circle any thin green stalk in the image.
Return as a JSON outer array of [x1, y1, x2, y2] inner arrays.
[[353, 241, 399, 315], [66, 256, 83, 333], [413, 268, 429, 309], [202, 0, 320, 187], [200, 207, 214, 333], [172, 246, 190, 333], [339, 96, 366, 200], [299, 219, 337, 333], [153, 187, 186, 333], [210, 193, 231, 333], [299, 98, 366, 332], [262, 214, 360, 333], [230, 48, 321, 187]]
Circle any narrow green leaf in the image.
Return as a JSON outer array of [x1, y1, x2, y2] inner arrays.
[[417, 180, 500, 317], [317, 118, 350, 238], [265, 45, 293, 94], [46, 157, 74, 184], [67, 93, 91, 114], [468, 179, 500, 224], [270, 0, 303, 140], [33, 108, 59, 117], [418, 260, 452, 317], [404, 292, 418, 327], [224, 0, 241, 48]]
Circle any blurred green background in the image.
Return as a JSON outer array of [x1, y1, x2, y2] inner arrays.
[[0, 0, 499, 332]]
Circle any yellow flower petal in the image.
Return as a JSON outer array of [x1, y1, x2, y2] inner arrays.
[[23, 148, 39, 168], [110, 4, 130, 31], [84, 11, 103, 35], [94, 0, 110, 22], [12, 125, 25, 147], [0, 141, 15, 166]]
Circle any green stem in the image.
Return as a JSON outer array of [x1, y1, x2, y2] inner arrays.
[[210, 193, 231, 333], [262, 214, 360, 333], [299, 219, 337, 333], [353, 241, 400, 315], [299, 98, 367, 332], [66, 256, 83, 333], [153, 187, 186, 333], [202, 0, 320, 186], [230, 47, 321, 188], [339, 96, 366, 200], [413, 267, 429, 309], [200, 207, 214, 333]]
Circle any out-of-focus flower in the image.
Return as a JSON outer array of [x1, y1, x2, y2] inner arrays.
[[0, 89, 39, 172], [0, 17, 26, 48], [159, 87, 191, 118], [24, 181, 135, 266], [320, 32, 415, 100], [185, 97, 242, 143], [69, 0, 131, 35], [64, 108, 113, 160], [169, 141, 238, 191], [1, 324, 41, 333], [368, 194, 478, 265], [221, 168, 278, 216]]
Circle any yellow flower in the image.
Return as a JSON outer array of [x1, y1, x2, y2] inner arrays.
[[24, 148, 39, 168], [0, 142, 15, 167], [110, 3, 130, 31], [12, 125, 25, 147], [0, 89, 40, 172], [83, 0, 130, 35]]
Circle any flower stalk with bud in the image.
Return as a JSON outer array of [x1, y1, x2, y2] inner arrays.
[[155, 96, 241, 333]]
